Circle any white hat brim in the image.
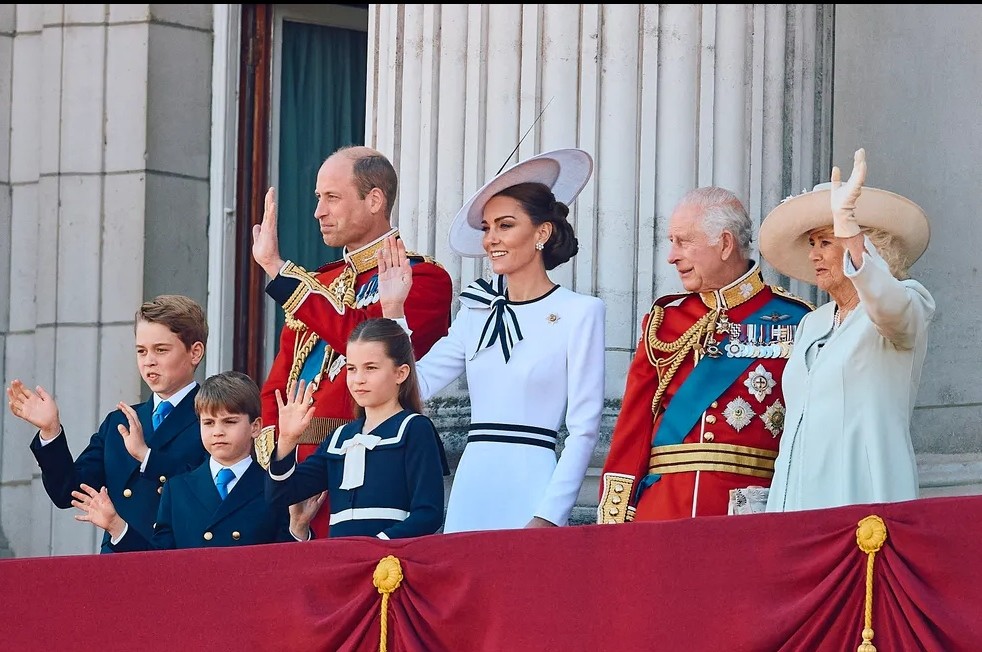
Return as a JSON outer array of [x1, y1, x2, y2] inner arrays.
[[759, 186, 930, 284], [448, 148, 594, 257]]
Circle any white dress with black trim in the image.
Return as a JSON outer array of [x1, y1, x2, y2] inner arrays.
[[416, 275, 606, 533]]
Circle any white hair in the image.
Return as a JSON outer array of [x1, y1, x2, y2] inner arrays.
[[676, 186, 753, 258]]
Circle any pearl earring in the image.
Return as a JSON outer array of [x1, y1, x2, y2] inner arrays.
[[535, 241, 545, 251]]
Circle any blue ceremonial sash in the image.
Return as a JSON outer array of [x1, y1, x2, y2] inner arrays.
[[638, 295, 809, 493], [299, 340, 328, 385]]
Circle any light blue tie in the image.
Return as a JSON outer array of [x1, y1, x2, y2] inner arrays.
[[215, 468, 235, 500], [152, 400, 173, 431]]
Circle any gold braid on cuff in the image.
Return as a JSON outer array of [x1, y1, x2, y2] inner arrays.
[[597, 473, 635, 524], [254, 418, 354, 470], [254, 426, 276, 469]]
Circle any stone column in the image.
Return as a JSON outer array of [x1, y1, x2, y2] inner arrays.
[[0, 5, 212, 557]]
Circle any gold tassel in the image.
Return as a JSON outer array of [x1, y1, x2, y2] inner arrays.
[[855, 515, 888, 652], [373, 555, 404, 652]]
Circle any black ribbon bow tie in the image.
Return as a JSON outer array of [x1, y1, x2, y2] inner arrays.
[[459, 276, 524, 363]]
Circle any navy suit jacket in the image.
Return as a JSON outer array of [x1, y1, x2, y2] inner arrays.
[[29, 386, 208, 553], [111, 459, 295, 551]]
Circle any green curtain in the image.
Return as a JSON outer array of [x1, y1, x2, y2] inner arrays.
[[276, 20, 368, 341]]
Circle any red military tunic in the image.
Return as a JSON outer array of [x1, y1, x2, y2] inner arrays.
[[258, 229, 453, 537], [599, 264, 813, 523]]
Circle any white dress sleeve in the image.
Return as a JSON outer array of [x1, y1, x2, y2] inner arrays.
[[843, 236, 935, 350], [533, 296, 606, 525], [414, 307, 469, 401]]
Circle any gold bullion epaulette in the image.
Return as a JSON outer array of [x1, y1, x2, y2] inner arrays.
[[769, 285, 816, 311], [406, 250, 445, 270]]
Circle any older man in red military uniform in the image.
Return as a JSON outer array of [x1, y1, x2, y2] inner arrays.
[[252, 145, 453, 537], [599, 187, 812, 523]]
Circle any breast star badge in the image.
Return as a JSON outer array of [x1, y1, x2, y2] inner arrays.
[[744, 364, 776, 402]]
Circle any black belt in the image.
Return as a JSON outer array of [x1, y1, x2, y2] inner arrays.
[[466, 422, 559, 450]]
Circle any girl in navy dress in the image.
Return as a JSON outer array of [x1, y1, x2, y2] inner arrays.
[[266, 318, 448, 539]]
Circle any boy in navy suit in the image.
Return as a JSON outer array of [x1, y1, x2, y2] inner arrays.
[[70, 370, 324, 550], [8, 295, 211, 553]]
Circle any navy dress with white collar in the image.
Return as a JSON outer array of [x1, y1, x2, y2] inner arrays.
[[266, 410, 448, 539]]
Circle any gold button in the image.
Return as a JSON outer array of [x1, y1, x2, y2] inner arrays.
[[232, 531, 241, 540], [608, 507, 619, 516], [611, 496, 621, 505], [711, 401, 718, 409], [704, 432, 715, 442], [122, 489, 132, 498], [613, 484, 624, 493], [159, 476, 166, 483], [203, 532, 213, 541], [706, 415, 717, 424], [157, 487, 163, 494]]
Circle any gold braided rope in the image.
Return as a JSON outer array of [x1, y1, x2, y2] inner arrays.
[[373, 555, 404, 652], [288, 329, 322, 388], [327, 265, 358, 308], [856, 515, 888, 652], [645, 307, 716, 417]]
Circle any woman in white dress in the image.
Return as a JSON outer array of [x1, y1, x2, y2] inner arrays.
[[760, 148, 935, 512], [377, 149, 605, 533]]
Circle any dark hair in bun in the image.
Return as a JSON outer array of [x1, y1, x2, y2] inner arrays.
[[491, 182, 580, 270]]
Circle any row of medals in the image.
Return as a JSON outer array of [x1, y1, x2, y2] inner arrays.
[[706, 315, 794, 359]]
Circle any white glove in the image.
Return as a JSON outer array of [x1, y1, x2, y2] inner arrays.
[[830, 148, 866, 238]]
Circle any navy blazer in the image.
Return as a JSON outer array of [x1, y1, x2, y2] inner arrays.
[[267, 410, 448, 539], [111, 459, 295, 551], [30, 386, 208, 553]]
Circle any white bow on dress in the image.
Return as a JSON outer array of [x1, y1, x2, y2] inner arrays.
[[338, 433, 383, 489]]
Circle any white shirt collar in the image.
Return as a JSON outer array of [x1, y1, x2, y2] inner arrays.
[[209, 456, 253, 482], [153, 380, 198, 409]]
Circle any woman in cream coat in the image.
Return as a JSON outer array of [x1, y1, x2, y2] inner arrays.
[[760, 148, 935, 512]]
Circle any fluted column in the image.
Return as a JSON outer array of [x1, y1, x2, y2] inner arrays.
[[0, 5, 213, 557], [368, 4, 835, 521], [370, 3, 833, 392]]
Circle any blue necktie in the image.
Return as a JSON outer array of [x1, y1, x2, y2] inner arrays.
[[215, 468, 235, 500], [152, 400, 173, 431]]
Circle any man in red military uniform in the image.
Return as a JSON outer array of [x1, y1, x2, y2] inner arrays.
[[599, 187, 812, 523], [252, 145, 453, 537]]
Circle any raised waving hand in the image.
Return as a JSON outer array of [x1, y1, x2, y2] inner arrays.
[[377, 234, 413, 319]]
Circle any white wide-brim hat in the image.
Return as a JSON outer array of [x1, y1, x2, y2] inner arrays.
[[759, 182, 930, 284], [448, 148, 594, 257]]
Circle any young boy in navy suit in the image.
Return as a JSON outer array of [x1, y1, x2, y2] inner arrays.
[[71, 370, 324, 550], [8, 295, 211, 553]]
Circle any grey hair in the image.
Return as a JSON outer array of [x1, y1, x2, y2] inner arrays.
[[676, 186, 753, 258]]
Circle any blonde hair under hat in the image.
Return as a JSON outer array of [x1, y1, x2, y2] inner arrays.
[[759, 181, 930, 284], [448, 148, 594, 258]]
